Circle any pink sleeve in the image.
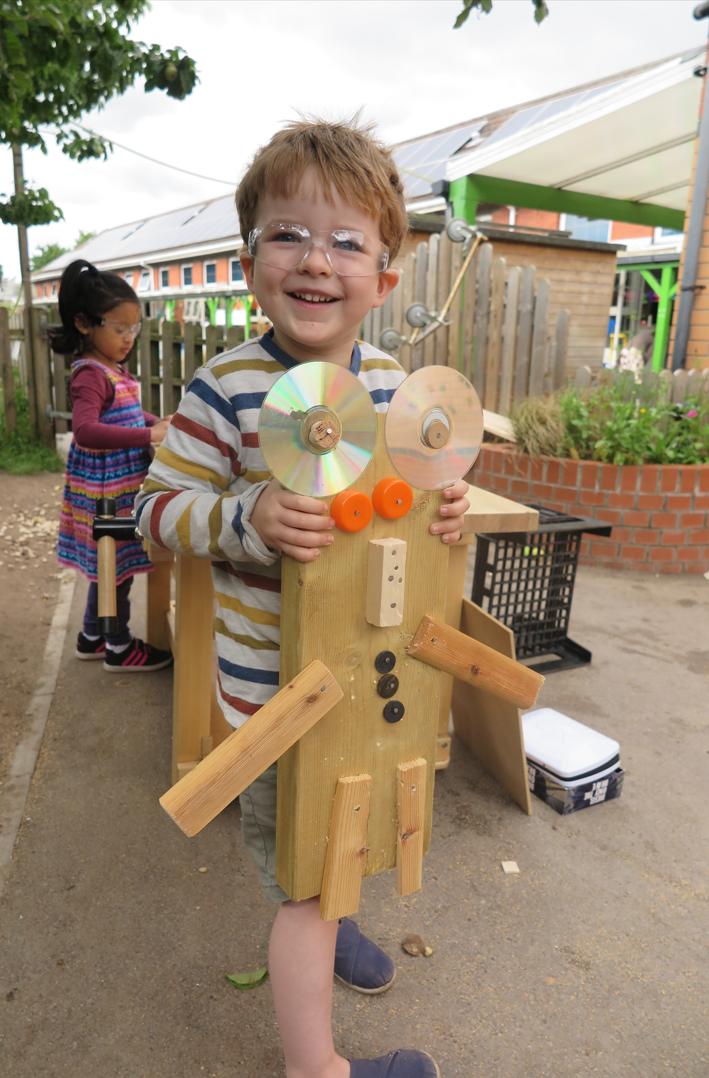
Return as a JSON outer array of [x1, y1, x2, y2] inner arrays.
[[70, 366, 152, 450], [143, 411, 161, 427]]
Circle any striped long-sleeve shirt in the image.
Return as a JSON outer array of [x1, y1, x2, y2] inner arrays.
[[135, 330, 406, 729]]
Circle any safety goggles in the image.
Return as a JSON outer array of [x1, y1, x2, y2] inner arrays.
[[100, 318, 142, 339], [247, 222, 389, 277]]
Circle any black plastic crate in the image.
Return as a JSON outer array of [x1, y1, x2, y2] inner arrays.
[[471, 504, 612, 675]]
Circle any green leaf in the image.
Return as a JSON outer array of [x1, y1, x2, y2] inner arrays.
[[0, 185, 63, 227], [225, 966, 269, 990], [533, 0, 549, 24]]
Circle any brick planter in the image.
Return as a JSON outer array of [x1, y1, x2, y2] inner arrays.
[[470, 444, 709, 575]]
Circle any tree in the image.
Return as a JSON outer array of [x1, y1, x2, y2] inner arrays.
[[30, 242, 69, 272], [75, 230, 97, 248], [454, 0, 549, 28], [0, 1, 198, 441]]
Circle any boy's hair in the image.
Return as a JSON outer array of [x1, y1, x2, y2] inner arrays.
[[236, 117, 408, 261], [49, 259, 139, 354]]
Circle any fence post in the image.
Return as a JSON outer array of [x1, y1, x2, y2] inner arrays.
[[446, 240, 463, 369], [423, 233, 439, 367], [51, 351, 69, 434], [399, 253, 416, 373], [161, 318, 174, 418], [552, 310, 569, 391], [484, 257, 506, 412], [575, 366, 592, 390], [513, 265, 535, 404], [672, 368, 688, 404], [434, 231, 451, 365], [411, 241, 428, 371], [499, 265, 520, 415], [29, 306, 55, 446], [527, 279, 550, 398], [460, 247, 478, 383], [658, 369, 673, 401], [685, 368, 703, 400], [472, 242, 492, 401], [0, 307, 16, 436]]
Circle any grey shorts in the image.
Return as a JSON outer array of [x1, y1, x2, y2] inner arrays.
[[239, 763, 289, 904]]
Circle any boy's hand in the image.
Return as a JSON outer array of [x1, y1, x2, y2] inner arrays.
[[251, 480, 335, 562], [430, 479, 470, 544]]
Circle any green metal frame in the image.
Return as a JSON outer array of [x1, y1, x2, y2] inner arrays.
[[449, 175, 685, 232], [637, 265, 679, 372]]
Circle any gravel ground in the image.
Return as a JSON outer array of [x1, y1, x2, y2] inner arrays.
[[0, 545, 707, 1077]]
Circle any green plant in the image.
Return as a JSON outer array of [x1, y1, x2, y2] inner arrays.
[[510, 384, 709, 466], [30, 241, 69, 271], [0, 371, 64, 474]]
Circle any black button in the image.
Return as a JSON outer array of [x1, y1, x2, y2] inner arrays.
[[375, 650, 396, 674], [383, 700, 405, 723], [377, 673, 399, 698]]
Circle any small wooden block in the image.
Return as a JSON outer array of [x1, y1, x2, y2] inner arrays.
[[435, 734, 451, 771], [177, 760, 200, 780], [200, 736, 213, 758], [160, 659, 343, 837], [365, 538, 406, 627], [319, 774, 372, 922], [396, 759, 426, 896]]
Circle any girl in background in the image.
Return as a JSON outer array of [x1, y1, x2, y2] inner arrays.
[[52, 259, 173, 671]]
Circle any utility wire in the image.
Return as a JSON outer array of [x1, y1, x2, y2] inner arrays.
[[46, 121, 235, 187]]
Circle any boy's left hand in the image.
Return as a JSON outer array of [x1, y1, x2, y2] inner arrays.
[[430, 479, 470, 544]]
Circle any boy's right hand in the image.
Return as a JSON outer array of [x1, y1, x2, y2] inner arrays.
[[250, 480, 335, 562]]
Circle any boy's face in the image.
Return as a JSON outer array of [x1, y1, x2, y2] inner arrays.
[[240, 169, 399, 365]]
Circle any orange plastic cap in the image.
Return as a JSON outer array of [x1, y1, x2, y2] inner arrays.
[[330, 490, 373, 532], [372, 477, 414, 520]]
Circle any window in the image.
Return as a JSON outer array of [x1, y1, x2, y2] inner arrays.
[[51, 281, 57, 296], [205, 262, 217, 285], [160, 268, 169, 289], [182, 265, 193, 287], [231, 259, 244, 283], [564, 215, 611, 243], [138, 270, 151, 292]]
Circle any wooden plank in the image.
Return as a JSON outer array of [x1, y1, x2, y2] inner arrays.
[[447, 239, 464, 369], [575, 365, 592, 391], [226, 325, 244, 350], [472, 242, 492, 401], [396, 759, 426, 896], [397, 256, 415, 373], [553, 309, 569, 390], [205, 324, 222, 362], [459, 488, 539, 539], [437, 543, 469, 770], [406, 614, 544, 710], [183, 321, 198, 387], [146, 560, 172, 651], [484, 257, 506, 412], [170, 554, 216, 785], [434, 231, 451, 365], [658, 368, 673, 401], [461, 249, 478, 383], [672, 369, 688, 405], [686, 368, 703, 401], [528, 278, 550, 398], [513, 265, 535, 404], [365, 538, 406, 627], [0, 307, 16, 436], [451, 599, 532, 815], [499, 266, 520, 416], [160, 659, 343, 837], [411, 241, 429, 371], [50, 351, 68, 433], [171, 322, 183, 413], [161, 318, 173, 419], [319, 774, 372, 921], [423, 234, 439, 367], [29, 307, 55, 446], [276, 413, 448, 901]]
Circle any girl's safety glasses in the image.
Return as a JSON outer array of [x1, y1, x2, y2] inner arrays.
[[100, 318, 142, 339], [247, 222, 389, 277]]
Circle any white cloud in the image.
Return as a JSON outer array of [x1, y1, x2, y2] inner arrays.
[[1, 0, 704, 280]]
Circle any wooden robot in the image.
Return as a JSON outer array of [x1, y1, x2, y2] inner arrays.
[[96, 364, 543, 921]]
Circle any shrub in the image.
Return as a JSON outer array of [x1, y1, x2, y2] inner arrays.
[[0, 373, 64, 475], [510, 384, 709, 466]]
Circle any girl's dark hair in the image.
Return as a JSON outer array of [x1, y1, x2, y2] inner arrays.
[[48, 259, 140, 354]]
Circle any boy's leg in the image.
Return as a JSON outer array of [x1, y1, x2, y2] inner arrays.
[[269, 897, 349, 1078]]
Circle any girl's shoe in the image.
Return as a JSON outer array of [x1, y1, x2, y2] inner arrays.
[[76, 632, 106, 660], [349, 1050, 440, 1077], [103, 638, 173, 673], [335, 917, 396, 994]]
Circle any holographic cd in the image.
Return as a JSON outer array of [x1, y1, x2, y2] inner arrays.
[[385, 367, 483, 490], [258, 362, 377, 497]]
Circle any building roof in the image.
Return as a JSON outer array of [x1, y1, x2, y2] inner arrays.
[[34, 46, 702, 283]]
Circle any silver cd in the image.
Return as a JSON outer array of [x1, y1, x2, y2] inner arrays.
[[385, 367, 483, 490], [258, 362, 377, 496]]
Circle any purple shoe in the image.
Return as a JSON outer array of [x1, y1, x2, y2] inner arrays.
[[349, 1049, 440, 1077], [335, 917, 396, 995]]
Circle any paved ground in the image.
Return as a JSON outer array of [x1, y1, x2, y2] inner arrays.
[[0, 534, 708, 1076]]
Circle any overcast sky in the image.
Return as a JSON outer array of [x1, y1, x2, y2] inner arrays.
[[1, 0, 705, 281]]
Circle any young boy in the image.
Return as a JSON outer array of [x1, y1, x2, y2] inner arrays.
[[135, 119, 470, 1078]]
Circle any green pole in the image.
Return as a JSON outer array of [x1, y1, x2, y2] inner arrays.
[[449, 176, 477, 224], [641, 267, 677, 372], [225, 296, 236, 328], [205, 297, 219, 326], [243, 294, 255, 338]]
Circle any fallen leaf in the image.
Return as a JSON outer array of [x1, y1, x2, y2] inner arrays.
[[501, 861, 519, 874], [402, 933, 428, 957], [198, 867, 207, 873], [226, 966, 268, 990]]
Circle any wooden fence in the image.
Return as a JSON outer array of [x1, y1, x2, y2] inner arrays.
[[360, 233, 569, 415], [573, 364, 709, 407]]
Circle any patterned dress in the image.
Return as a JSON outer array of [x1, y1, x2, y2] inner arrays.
[[58, 358, 153, 584]]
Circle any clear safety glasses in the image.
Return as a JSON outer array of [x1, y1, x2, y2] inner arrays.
[[247, 222, 389, 277], [100, 318, 142, 339]]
